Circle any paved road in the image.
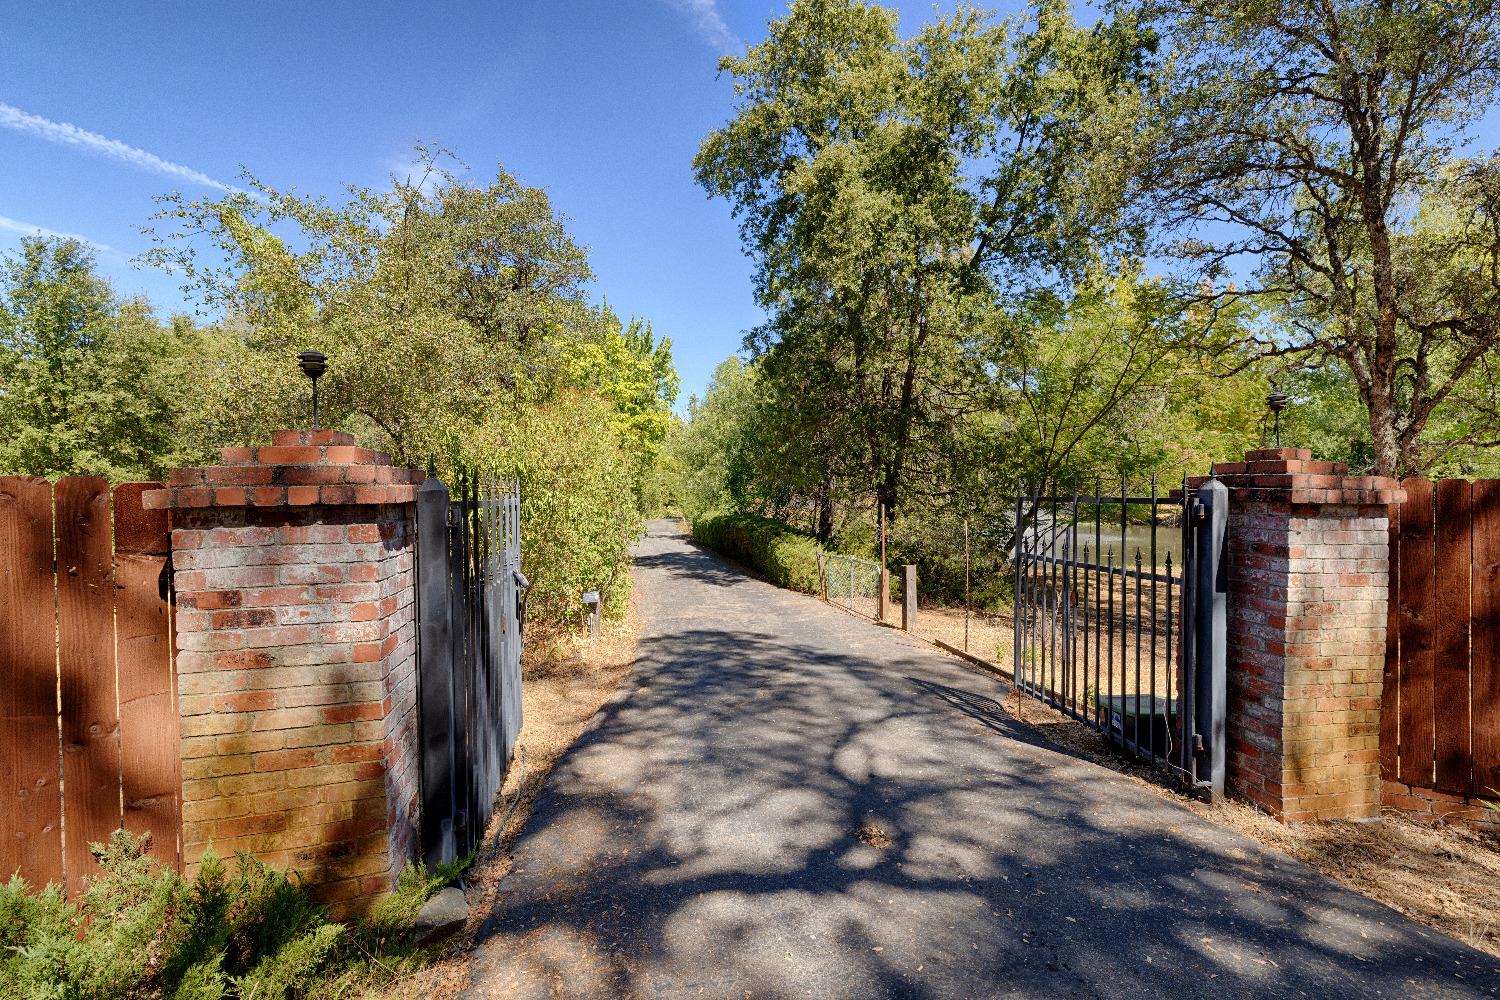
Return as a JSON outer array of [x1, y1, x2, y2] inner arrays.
[[464, 520, 1500, 999]]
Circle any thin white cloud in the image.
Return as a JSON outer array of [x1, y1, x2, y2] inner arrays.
[[0, 101, 240, 193], [0, 214, 119, 256], [385, 154, 445, 195], [664, 0, 744, 52]]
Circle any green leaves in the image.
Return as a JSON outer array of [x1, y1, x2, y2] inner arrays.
[[1132, 0, 1500, 473], [695, 0, 1158, 519], [0, 832, 456, 1000], [0, 237, 204, 480]]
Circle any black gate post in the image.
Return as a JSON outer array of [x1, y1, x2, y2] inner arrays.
[[1192, 477, 1229, 800], [416, 473, 456, 866]]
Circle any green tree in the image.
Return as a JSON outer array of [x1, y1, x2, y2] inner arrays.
[[145, 150, 678, 626], [1134, 0, 1500, 475], [0, 236, 200, 480], [695, 0, 1156, 516]]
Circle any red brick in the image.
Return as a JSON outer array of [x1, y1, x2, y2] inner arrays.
[[352, 642, 384, 663], [212, 608, 278, 629], [213, 690, 277, 713], [178, 590, 243, 610], [331, 743, 384, 764], [279, 465, 349, 486], [286, 486, 320, 505], [242, 585, 315, 608], [347, 524, 383, 543], [272, 429, 357, 447], [256, 446, 321, 464], [323, 703, 383, 724], [215, 650, 277, 670], [255, 748, 322, 772]]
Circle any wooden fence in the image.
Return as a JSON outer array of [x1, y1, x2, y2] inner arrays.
[[1384, 479, 1500, 799], [0, 477, 180, 893]]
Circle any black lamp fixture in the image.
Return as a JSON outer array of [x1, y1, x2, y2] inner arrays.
[[1266, 388, 1291, 448], [298, 350, 328, 429]]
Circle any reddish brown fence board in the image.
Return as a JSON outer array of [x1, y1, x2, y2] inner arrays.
[[1381, 503, 1401, 782], [1397, 478, 1436, 788], [56, 477, 123, 893], [1432, 480, 1473, 794], [1385, 477, 1500, 801], [112, 483, 180, 867], [1474, 482, 1500, 797], [0, 477, 179, 892], [0, 478, 64, 887]]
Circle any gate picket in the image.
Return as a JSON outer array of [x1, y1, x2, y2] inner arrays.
[[415, 471, 524, 866], [1397, 478, 1436, 788], [1433, 480, 1474, 794], [1473, 482, 1500, 799], [1381, 501, 1402, 782], [0, 477, 64, 887], [55, 477, 121, 892], [112, 483, 180, 865]]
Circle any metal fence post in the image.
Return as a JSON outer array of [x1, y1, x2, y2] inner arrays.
[[416, 473, 456, 866], [902, 564, 917, 631], [1193, 477, 1229, 800]]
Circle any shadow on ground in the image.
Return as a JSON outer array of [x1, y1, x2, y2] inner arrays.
[[463, 524, 1500, 1000]]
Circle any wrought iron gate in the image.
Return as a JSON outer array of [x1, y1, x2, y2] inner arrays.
[[1012, 478, 1226, 795], [416, 469, 527, 865]]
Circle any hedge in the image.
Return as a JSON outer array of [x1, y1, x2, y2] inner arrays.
[[690, 512, 824, 593]]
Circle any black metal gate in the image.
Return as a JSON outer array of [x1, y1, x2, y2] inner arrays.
[[416, 469, 526, 866], [1013, 478, 1226, 795]]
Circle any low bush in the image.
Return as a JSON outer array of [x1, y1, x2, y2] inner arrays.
[[0, 831, 461, 1000], [690, 512, 824, 593]]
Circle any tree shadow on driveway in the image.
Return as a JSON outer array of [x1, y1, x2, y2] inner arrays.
[[463, 531, 1500, 1000]]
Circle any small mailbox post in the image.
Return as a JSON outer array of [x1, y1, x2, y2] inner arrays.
[[582, 590, 601, 639]]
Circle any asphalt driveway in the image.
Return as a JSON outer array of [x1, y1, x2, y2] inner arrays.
[[463, 520, 1500, 999]]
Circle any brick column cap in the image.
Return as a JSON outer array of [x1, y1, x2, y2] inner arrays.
[[145, 428, 424, 510], [1185, 448, 1404, 507]]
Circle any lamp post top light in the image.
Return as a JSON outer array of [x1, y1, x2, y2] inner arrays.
[[1267, 389, 1291, 448], [298, 350, 328, 429]]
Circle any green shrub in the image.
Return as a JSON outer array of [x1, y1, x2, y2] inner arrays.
[[0, 831, 462, 1000], [469, 390, 642, 630], [691, 512, 825, 593]]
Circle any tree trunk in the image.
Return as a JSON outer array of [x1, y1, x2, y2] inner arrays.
[[815, 475, 834, 542], [1366, 371, 1402, 478]]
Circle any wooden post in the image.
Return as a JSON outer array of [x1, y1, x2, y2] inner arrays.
[[963, 518, 971, 652], [878, 504, 888, 622], [902, 565, 917, 631], [817, 549, 827, 601]]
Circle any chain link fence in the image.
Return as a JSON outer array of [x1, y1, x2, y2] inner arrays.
[[822, 552, 884, 620]]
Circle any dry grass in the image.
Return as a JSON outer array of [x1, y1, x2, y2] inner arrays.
[[395, 586, 643, 999], [911, 604, 1016, 664], [984, 685, 1500, 959]]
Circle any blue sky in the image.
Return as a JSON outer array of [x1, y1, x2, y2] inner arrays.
[[0, 0, 983, 404], [5, 2, 1497, 404]]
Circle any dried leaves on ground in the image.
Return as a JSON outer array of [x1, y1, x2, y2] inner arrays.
[[398, 591, 642, 999], [990, 686, 1500, 959]]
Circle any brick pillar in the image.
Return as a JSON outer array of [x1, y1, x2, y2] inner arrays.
[[1198, 448, 1404, 822], [146, 430, 424, 915]]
